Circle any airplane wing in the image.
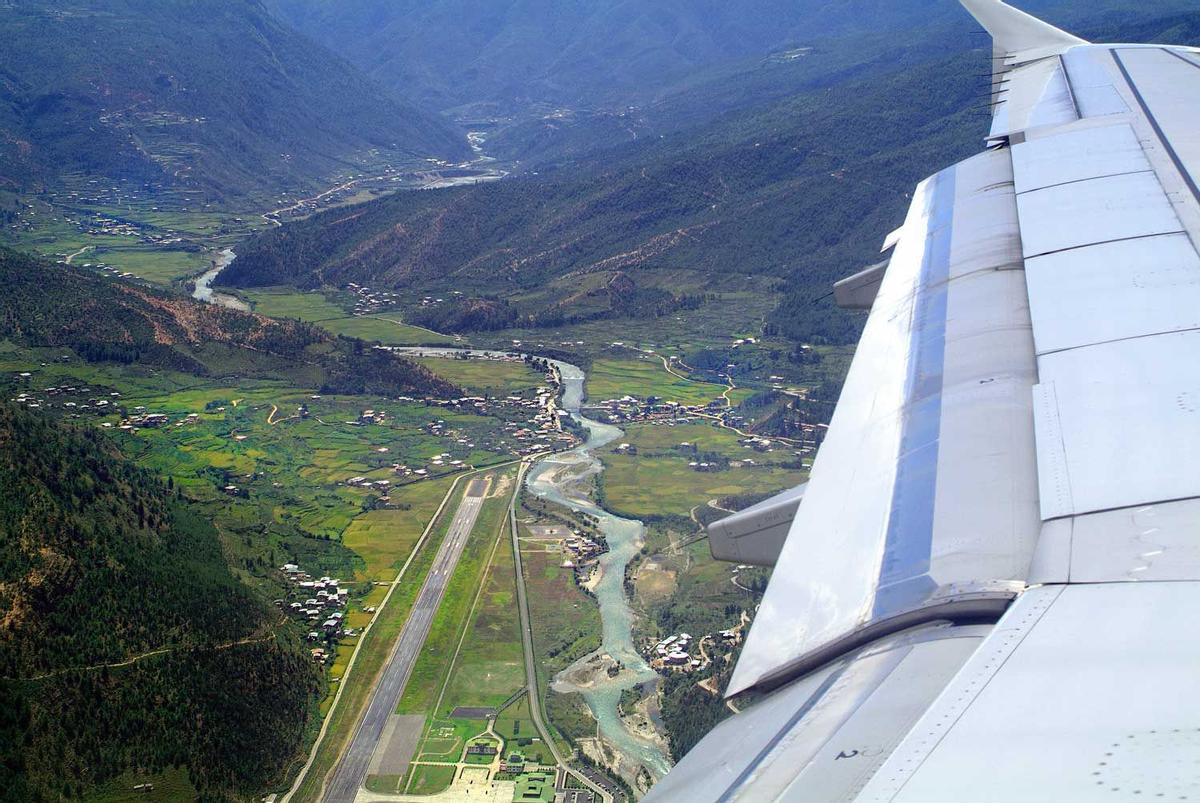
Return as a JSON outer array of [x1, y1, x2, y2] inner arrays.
[[648, 2, 1200, 800]]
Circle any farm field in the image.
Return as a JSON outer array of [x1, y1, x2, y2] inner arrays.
[[585, 356, 729, 406], [241, 288, 349, 320], [324, 315, 449, 345], [4, 191, 257, 288], [93, 246, 214, 285], [598, 422, 805, 519], [242, 288, 456, 345], [113, 391, 509, 542], [341, 479, 456, 581], [416, 356, 546, 396]]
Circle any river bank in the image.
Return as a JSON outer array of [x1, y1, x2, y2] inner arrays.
[[524, 360, 673, 784], [419, 130, 508, 189], [191, 248, 248, 311], [395, 349, 674, 785]]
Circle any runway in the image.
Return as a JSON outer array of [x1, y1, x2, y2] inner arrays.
[[323, 477, 490, 803]]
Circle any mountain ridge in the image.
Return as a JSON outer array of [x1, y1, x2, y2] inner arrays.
[[0, 245, 460, 397], [0, 0, 469, 201], [266, 0, 1198, 113], [227, 7, 1200, 348]]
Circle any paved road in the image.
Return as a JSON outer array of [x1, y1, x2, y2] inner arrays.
[[508, 463, 613, 803], [323, 477, 490, 803]]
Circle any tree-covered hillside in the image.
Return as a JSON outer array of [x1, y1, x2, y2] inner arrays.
[[0, 246, 458, 397], [226, 7, 1200, 347], [267, 0, 1196, 112], [0, 402, 318, 800], [0, 0, 468, 200], [221, 41, 989, 345]]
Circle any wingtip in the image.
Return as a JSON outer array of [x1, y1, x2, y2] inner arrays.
[[959, 0, 1087, 56]]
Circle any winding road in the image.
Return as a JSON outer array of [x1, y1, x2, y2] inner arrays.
[[64, 245, 94, 265]]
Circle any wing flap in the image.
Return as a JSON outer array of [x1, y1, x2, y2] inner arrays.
[[707, 483, 806, 567], [658, 6, 1200, 800], [644, 624, 991, 803], [860, 584, 1200, 800], [727, 148, 1039, 696]]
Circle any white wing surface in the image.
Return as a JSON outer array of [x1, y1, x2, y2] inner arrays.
[[648, 2, 1200, 799], [726, 143, 1039, 697]]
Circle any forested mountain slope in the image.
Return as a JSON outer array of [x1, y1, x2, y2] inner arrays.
[[222, 42, 990, 345], [0, 402, 317, 800], [0, 0, 468, 200], [0, 246, 458, 397], [226, 9, 1200, 347], [267, 0, 1196, 112]]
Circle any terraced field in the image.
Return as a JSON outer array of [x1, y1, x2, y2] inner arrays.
[[0, 342, 539, 802], [341, 480, 456, 581]]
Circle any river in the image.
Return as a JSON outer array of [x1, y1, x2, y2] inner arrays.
[[191, 248, 248, 311], [419, 131, 508, 190], [394, 349, 673, 781], [526, 361, 674, 782]]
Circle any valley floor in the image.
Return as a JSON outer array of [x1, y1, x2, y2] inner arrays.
[[1, 163, 843, 800]]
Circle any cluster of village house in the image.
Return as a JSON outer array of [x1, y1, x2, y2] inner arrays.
[[343, 282, 403, 315], [587, 395, 730, 427], [344, 445, 466, 488], [11, 381, 237, 444], [645, 629, 742, 675], [592, 394, 822, 448], [337, 376, 578, 489], [558, 530, 610, 583], [10, 380, 122, 415], [276, 564, 352, 664], [35, 181, 188, 247], [423, 389, 575, 457], [612, 430, 813, 475], [102, 404, 230, 437], [343, 282, 472, 316], [12, 345, 574, 479], [388, 349, 580, 458]]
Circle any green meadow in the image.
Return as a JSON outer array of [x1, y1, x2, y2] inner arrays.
[[585, 356, 729, 406], [242, 288, 456, 345], [416, 357, 546, 396], [597, 422, 804, 519], [440, 525, 525, 712]]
